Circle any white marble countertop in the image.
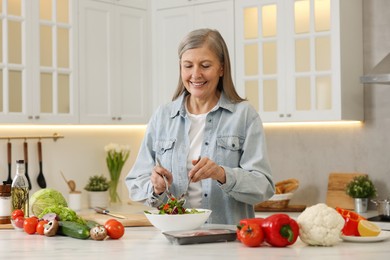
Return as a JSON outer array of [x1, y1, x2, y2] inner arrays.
[[1, 206, 389, 260], [1, 225, 390, 260]]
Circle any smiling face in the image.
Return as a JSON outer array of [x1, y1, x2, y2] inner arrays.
[[180, 45, 224, 102]]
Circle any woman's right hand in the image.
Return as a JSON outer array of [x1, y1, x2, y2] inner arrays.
[[151, 164, 173, 195]]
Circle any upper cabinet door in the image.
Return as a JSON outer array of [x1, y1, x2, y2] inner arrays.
[[152, 0, 235, 110], [78, 0, 150, 124], [235, 0, 363, 122], [0, 0, 78, 124]]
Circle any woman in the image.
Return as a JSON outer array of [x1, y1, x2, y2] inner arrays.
[[126, 28, 274, 225]]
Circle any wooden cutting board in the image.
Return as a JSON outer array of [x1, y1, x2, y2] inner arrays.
[[326, 172, 367, 209], [80, 212, 152, 227], [0, 224, 13, 229], [255, 204, 306, 212]]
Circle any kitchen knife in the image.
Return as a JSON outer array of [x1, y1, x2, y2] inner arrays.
[[94, 207, 126, 219], [23, 141, 32, 190]]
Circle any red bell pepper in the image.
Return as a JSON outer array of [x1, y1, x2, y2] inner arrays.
[[336, 207, 365, 236], [261, 214, 299, 247]]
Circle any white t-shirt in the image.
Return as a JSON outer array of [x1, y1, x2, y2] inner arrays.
[[186, 101, 219, 208], [186, 110, 206, 208]]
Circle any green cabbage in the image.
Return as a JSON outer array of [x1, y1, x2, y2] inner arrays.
[[30, 188, 68, 216]]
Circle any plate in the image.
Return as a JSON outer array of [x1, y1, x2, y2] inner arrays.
[[163, 229, 237, 245], [341, 231, 390, 242]]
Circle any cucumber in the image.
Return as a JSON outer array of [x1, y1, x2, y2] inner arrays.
[[58, 221, 90, 239], [85, 220, 100, 229]]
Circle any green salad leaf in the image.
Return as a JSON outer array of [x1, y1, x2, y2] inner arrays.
[[38, 205, 86, 225]]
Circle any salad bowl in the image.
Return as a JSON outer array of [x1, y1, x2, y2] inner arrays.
[[144, 208, 212, 232]]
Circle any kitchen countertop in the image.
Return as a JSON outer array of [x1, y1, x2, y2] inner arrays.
[[1, 205, 389, 259]]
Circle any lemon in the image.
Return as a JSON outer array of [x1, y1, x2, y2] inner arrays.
[[357, 220, 381, 237]]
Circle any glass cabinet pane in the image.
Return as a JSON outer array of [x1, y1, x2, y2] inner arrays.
[[8, 21, 22, 64], [9, 70, 22, 112], [296, 77, 311, 110], [57, 0, 69, 23], [8, 0, 21, 16], [58, 73, 69, 113], [0, 71, 3, 112], [57, 27, 69, 68], [315, 0, 330, 32], [262, 5, 277, 37], [294, 0, 310, 34], [315, 36, 330, 71], [0, 21, 3, 62], [245, 80, 259, 111], [295, 39, 310, 72], [244, 7, 258, 39], [244, 44, 258, 76], [40, 73, 53, 113], [316, 76, 331, 110], [40, 0, 52, 20], [263, 80, 277, 112], [263, 42, 276, 75], [40, 25, 52, 66]]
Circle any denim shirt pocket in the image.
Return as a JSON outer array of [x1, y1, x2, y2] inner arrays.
[[216, 136, 243, 166], [153, 139, 176, 169]]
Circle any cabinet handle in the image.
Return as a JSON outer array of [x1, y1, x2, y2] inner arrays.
[[117, 117, 122, 121], [286, 114, 292, 117], [34, 115, 40, 119], [279, 114, 284, 118], [28, 115, 33, 119], [112, 117, 116, 120]]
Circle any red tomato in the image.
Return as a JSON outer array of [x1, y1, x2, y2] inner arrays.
[[237, 218, 264, 241], [12, 209, 24, 220], [239, 224, 264, 247], [104, 219, 125, 239], [36, 220, 49, 235], [24, 217, 39, 235], [13, 216, 25, 229]]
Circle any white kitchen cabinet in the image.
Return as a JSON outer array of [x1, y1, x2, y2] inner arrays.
[[78, 0, 150, 124], [151, 0, 235, 110], [235, 0, 363, 122], [93, 0, 148, 9], [1, 0, 78, 124]]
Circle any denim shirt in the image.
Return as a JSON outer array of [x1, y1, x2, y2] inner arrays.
[[125, 92, 274, 225]]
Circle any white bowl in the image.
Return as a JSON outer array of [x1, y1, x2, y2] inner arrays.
[[144, 209, 212, 232]]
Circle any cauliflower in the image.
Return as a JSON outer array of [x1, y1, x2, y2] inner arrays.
[[297, 203, 344, 246]]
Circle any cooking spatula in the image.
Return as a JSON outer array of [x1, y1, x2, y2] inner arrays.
[[23, 141, 32, 190], [37, 141, 47, 188]]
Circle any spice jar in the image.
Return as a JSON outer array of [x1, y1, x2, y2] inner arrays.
[[0, 183, 12, 224]]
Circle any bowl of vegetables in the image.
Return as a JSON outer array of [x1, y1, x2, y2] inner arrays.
[[144, 199, 211, 232]]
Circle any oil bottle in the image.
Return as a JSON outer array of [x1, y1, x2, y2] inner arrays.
[[11, 160, 29, 217]]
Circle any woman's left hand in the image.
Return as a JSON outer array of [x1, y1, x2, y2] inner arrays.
[[189, 157, 226, 184]]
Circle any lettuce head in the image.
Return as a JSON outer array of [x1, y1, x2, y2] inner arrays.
[[30, 188, 68, 216]]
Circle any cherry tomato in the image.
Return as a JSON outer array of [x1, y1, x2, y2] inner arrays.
[[237, 218, 265, 241], [239, 224, 264, 247], [12, 209, 24, 220], [13, 216, 25, 229], [36, 220, 49, 235], [24, 217, 39, 235], [104, 219, 125, 239]]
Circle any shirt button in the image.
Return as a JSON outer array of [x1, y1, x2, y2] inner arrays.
[[232, 143, 235, 148], [208, 119, 212, 123], [205, 142, 209, 146], [204, 194, 208, 197]]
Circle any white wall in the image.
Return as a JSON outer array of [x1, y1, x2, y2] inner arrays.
[[0, 126, 146, 208]]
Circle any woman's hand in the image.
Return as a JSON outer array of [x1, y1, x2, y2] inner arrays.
[[151, 164, 173, 195], [189, 157, 226, 184]]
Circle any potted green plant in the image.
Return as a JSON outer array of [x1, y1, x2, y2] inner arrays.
[[84, 175, 110, 208], [345, 175, 377, 213]]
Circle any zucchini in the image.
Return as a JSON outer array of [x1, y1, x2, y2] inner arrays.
[[58, 221, 90, 239]]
